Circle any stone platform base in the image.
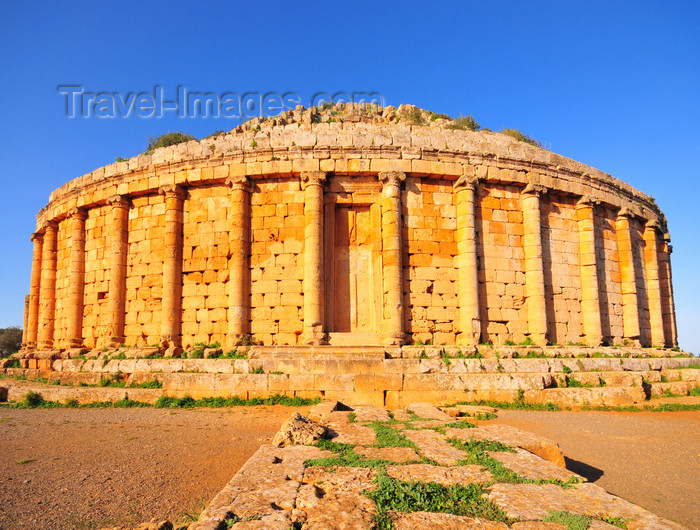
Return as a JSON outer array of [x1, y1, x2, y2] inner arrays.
[[188, 401, 685, 529], [3, 346, 698, 408]]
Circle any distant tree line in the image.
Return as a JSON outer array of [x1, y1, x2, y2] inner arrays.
[[0, 327, 22, 357]]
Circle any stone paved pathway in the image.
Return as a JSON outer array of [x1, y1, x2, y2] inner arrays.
[[187, 401, 687, 530]]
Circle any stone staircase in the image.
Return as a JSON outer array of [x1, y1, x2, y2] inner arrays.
[[1, 346, 698, 408]]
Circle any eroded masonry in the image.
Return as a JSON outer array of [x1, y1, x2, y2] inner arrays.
[[22, 106, 677, 354]]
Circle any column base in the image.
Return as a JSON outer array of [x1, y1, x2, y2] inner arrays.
[[303, 332, 328, 346], [528, 334, 548, 346], [382, 332, 406, 346], [107, 336, 125, 348], [456, 334, 480, 347], [164, 346, 183, 358], [621, 338, 642, 348], [583, 336, 603, 347], [68, 338, 84, 348]]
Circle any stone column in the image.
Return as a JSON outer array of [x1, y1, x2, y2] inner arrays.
[[66, 208, 87, 348], [160, 185, 184, 355], [301, 171, 327, 345], [454, 175, 481, 345], [615, 208, 641, 343], [38, 221, 58, 349], [660, 233, 678, 348], [226, 176, 251, 345], [22, 295, 29, 347], [26, 232, 43, 349], [107, 195, 129, 347], [643, 220, 666, 347], [522, 184, 548, 345], [379, 170, 406, 346], [575, 196, 603, 346]]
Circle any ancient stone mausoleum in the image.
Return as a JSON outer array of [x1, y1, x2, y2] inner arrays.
[[22, 105, 678, 354]]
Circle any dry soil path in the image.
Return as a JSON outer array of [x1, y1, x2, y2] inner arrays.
[[489, 410, 700, 529], [0, 406, 307, 529], [1, 407, 698, 529]]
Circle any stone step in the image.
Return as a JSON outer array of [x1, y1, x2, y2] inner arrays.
[[648, 381, 698, 398], [525, 387, 648, 408], [26, 355, 700, 377], [1, 380, 163, 404]]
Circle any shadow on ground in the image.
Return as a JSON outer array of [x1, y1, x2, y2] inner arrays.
[[565, 456, 604, 482]]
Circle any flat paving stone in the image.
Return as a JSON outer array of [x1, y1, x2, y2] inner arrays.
[[487, 483, 685, 529], [352, 405, 391, 422], [486, 448, 583, 482], [407, 402, 454, 421], [402, 428, 467, 465], [355, 446, 420, 463], [444, 424, 566, 467], [392, 511, 509, 529], [191, 445, 332, 529], [326, 422, 377, 445], [386, 463, 492, 486], [297, 467, 377, 530], [392, 409, 412, 422]]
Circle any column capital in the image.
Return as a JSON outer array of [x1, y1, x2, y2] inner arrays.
[[43, 220, 58, 233], [522, 183, 548, 196], [453, 174, 481, 193], [617, 207, 636, 220], [645, 219, 662, 233], [226, 175, 252, 192], [159, 184, 185, 199], [576, 194, 600, 207], [68, 207, 88, 220], [379, 170, 406, 189], [300, 171, 327, 190], [107, 194, 130, 208], [30, 232, 43, 243]]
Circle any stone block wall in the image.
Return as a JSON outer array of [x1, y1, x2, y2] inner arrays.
[[23, 112, 678, 351], [124, 195, 165, 347], [596, 206, 623, 343], [82, 205, 110, 347], [403, 178, 458, 345], [542, 195, 582, 345], [477, 184, 527, 345], [181, 187, 231, 346], [250, 179, 305, 345]]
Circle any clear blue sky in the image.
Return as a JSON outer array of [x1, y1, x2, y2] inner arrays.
[[1, 1, 698, 353]]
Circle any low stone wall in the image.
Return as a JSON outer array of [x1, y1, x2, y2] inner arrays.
[[3, 346, 697, 408]]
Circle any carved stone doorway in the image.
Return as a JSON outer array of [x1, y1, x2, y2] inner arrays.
[[324, 193, 382, 345]]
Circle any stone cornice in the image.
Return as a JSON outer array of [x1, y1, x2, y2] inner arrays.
[[36, 122, 665, 230]]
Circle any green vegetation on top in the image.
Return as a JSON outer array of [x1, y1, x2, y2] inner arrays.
[[145, 132, 196, 154], [445, 114, 481, 131], [499, 127, 543, 148]]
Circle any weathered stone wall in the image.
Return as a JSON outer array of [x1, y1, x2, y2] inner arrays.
[[404, 178, 458, 345], [478, 185, 529, 345], [250, 179, 305, 345], [23, 108, 678, 351], [542, 195, 582, 345]]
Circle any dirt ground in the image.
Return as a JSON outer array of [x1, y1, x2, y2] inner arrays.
[[0, 406, 307, 529], [1, 407, 698, 529], [489, 410, 700, 529]]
